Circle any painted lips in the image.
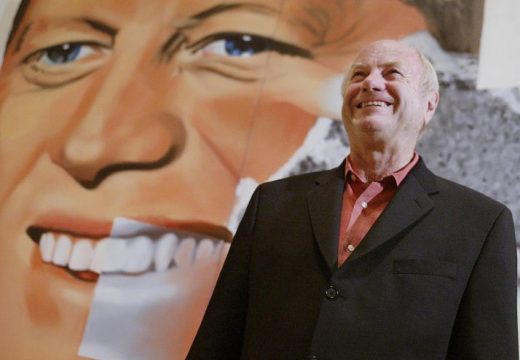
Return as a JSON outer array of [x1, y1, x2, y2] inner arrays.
[[28, 221, 229, 281]]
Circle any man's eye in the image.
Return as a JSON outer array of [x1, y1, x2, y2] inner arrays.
[[31, 43, 98, 66], [385, 69, 402, 78], [351, 72, 365, 80], [190, 32, 311, 59]]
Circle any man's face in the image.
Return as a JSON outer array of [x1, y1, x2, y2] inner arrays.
[[342, 41, 436, 149], [0, 0, 426, 358]]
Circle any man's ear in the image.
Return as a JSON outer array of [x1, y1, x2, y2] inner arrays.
[[424, 91, 439, 126]]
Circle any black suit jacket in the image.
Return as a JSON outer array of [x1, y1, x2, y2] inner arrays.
[[188, 159, 518, 360]]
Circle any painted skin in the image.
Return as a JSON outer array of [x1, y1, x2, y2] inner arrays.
[[0, 0, 426, 358]]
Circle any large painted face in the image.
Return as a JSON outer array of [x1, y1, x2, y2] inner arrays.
[[0, 0, 426, 358]]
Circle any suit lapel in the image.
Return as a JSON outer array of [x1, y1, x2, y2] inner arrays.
[[347, 160, 438, 263], [307, 163, 345, 271]]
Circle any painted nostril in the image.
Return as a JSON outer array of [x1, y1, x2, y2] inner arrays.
[[50, 113, 186, 189]]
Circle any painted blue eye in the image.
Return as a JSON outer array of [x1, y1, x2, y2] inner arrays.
[[192, 32, 311, 60], [223, 35, 268, 57], [40, 43, 94, 65], [202, 34, 269, 58]]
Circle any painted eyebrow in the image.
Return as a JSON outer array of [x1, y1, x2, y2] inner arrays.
[[190, 3, 280, 21], [12, 17, 119, 54], [160, 2, 312, 61], [81, 17, 118, 39]]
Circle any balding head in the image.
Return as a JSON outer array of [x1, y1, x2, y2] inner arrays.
[[340, 39, 440, 160]]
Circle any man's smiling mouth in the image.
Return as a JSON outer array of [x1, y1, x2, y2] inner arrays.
[[356, 100, 391, 109], [27, 219, 230, 282]]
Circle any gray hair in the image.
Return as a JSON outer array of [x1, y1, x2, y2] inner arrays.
[[417, 51, 439, 94]]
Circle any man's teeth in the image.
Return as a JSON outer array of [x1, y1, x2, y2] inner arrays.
[[360, 100, 388, 108], [38, 232, 222, 275]]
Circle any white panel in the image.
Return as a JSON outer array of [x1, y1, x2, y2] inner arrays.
[[0, 0, 21, 64], [477, 0, 520, 89]]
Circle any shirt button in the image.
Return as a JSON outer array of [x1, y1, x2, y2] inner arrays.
[[325, 285, 339, 300], [361, 201, 368, 209], [347, 244, 355, 252], [350, 173, 356, 181]]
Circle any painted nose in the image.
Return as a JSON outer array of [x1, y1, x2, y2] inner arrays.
[[49, 63, 185, 188]]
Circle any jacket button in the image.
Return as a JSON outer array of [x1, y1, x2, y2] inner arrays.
[[325, 285, 338, 300]]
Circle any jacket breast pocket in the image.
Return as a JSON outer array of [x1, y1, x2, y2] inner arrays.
[[393, 259, 458, 280]]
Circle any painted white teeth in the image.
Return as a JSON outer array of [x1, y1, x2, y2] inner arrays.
[[124, 236, 153, 273], [39, 231, 223, 276], [155, 233, 178, 272], [174, 237, 196, 267], [90, 239, 108, 274], [69, 239, 94, 271], [52, 234, 72, 266], [196, 239, 215, 260], [103, 238, 126, 272], [40, 233, 55, 263]]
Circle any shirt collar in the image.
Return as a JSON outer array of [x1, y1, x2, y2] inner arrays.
[[345, 152, 419, 186]]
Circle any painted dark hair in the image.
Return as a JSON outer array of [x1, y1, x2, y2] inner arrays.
[[5, 0, 31, 52]]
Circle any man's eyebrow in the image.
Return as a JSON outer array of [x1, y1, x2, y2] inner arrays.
[[349, 61, 403, 71], [381, 61, 402, 68], [350, 63, 365, 69]]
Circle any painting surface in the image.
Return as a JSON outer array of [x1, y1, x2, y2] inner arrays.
[[0, 0, 518, 359]]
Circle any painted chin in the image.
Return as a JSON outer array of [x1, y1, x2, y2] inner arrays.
[[17, 218, 229, 360]]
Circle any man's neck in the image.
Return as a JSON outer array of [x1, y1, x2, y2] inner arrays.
[[348, 148, 415, 182]]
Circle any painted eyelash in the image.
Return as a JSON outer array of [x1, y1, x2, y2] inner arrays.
[[22, 41, 108, 64], [187, 32, 312, 59]]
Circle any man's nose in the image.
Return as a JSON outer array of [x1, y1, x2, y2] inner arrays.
[[361, 71, 385, 92], [49, 61, 185, 189]]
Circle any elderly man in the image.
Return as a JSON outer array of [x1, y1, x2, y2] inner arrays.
[[188, 40, 518, 359]]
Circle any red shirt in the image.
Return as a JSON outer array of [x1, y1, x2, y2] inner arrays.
[[338, 153, 419, 266]]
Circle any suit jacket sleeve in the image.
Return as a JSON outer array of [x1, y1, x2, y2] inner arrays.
[[447, 206, 518, 359], [187, 186, 260, 360]]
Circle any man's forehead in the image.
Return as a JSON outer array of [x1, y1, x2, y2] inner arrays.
[[352, 42, 422, 70], [350, 60, 404, 69]]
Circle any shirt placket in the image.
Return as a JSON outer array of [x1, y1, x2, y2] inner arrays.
[[340, 181, 384, 264]]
